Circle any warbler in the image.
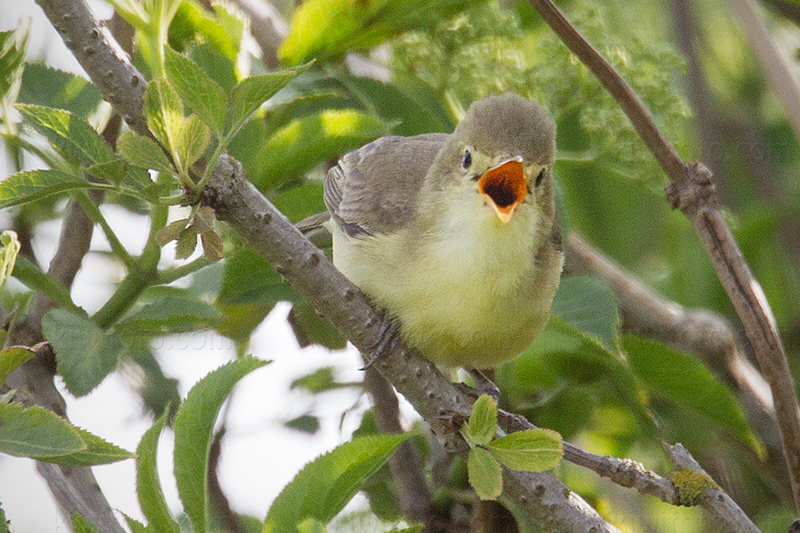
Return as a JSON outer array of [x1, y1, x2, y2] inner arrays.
[[324, 93, 562, 368]]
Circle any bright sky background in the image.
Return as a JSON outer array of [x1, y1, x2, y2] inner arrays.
[[0, 2, 388, 530]]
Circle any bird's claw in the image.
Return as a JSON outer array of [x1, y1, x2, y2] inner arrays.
[[360, 312, 401, 370]]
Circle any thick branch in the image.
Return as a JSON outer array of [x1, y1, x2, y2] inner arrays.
[[35, 0, 149, 137], [201, 155, 621, 532], [527, 0, 800, 509], [665, 443, 761, 533]]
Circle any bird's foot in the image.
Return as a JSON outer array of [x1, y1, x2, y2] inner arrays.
[[360, 311, 401, 370], [456, 369, 501, 403]]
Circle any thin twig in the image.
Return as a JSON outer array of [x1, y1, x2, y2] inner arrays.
[[527, 0, 800, 510], [664, 443, 761, 533]]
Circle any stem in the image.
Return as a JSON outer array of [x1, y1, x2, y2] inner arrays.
[[155, 256, 211, 285], [74, 191, 137, 270]]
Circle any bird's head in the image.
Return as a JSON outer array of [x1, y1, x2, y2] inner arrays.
[[429, 93, 556, 225]]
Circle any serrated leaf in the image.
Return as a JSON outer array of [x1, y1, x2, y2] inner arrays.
[[163, 47, 226, 135], [42, 309, 125, 397], [552, 276, 619, 351], [0, 401, 85, 458], [16, 104, 114, 165], [200, 231, 223, 262], [115, 294, 222, 336], [467, 395, 497, 447], [122, 514, 150, 533], [229, 64, 311, 134], [156, 218, 190, 246], [297, 518, 327, 533], [72, 514, 99, 533], [624, 335, 764, 455], [117, 131, 175, 174], [0, 347, 34, 387], [486, 429, 563, 472], [143, 79, 183, 157], [175, 228, 198, 259], [174, 356, 269, 533], [137, 409, 180, 533], [253, 109, 391, 190], [38, 426, 134, 466], [468, 447, 502, 501], [0, 169, 92, 209], [18, 64, 102, 118], [11, 255, 81, 312], [173, 114, 209, 174], [86, 159, 127, 185], [265, 433, 410, 531]]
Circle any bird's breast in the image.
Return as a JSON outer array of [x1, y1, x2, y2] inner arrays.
[[333, 199, 559, 368]]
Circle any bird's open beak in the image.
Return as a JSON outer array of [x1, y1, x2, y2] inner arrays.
[[478, 156, 527, 224]]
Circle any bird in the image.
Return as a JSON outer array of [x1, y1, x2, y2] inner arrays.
[[324, 93, 563, 370]]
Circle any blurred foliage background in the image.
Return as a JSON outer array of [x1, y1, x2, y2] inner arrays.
[[2, 0, 800, 531]]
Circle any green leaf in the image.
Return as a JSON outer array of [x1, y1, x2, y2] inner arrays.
[[0, 347, 34, 388], [156, 218, 190, 246], [200, 231, 223, 262], [552, 276, 619, 351], [42, 309, 125, 397], [137, 409, 180, 533], [143, 79, 184, 156], [18, 64, 102, 118], [117, 131, 175, 174], [86, 159, 127, 185], [265, 434, 410, 531], [253, 109, 391, 190], [16, 104, 114, 165], [115, 294, 222, 336], [468, 447, 502, 501], [279, 0, 471, 65], [272, 182, 326, 223], [229, 64, 312, 134], [287, 304, 346, 350], [174, 356, 269, 533], [624, 335, 764, 455], [173, 114, 210, 174], [486, 429, 563, 472], [11, 255, 81, 312], [0, 230, 20, 294], [106, 0, 150, 27], [163, 47, 226, 135], [175, 228, 198, 259], [38, 426, 134, 466], [0, 169, 93, 209], [0, 501, 7, 533], [0, 18, 29, 110], [72, 514, 99, 533], [0, 401, 84, 458], [467, 395, 497, 447], [122, 514, 150, 533]]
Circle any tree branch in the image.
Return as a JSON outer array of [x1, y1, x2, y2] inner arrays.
[[527, 0, 800, 510], [229, 0, 287, 69], [664, 443, 761, 533]]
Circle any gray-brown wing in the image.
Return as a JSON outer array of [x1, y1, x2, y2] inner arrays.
[[325, 133, 448, 237]]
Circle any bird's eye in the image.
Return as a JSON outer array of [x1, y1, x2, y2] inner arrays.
[[535, 168, 545, 187], [462, 149, 472, 169]]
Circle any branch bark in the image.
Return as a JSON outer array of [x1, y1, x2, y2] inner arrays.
[[665, 443, 761, 533], [527, 0, 800, 510]]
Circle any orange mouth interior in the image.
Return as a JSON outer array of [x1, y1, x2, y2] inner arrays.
[[478, 159, 527, 223]]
